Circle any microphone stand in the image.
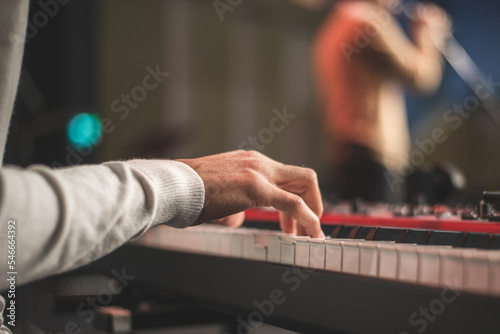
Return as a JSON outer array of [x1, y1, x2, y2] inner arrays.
[[404, 2, 500, 127]]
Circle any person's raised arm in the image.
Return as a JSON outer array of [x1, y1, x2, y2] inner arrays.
[[353, 2, 451, 93]]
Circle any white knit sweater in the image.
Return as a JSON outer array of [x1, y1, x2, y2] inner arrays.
[[0, 1, 205, 331]]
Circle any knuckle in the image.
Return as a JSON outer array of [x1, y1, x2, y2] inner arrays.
[[241, 168, 261, 190], [303, 167, 318, 183], [240, 169, 264, 207], [245, 150, 262, 159], [243, 157, 264, 172], [287, 195, 305, 211]]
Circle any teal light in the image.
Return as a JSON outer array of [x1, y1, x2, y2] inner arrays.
[[67, 113, 102, 149]]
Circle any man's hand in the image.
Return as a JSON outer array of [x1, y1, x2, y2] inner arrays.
[[413, 3, 452, 47], [177, 150, 324, 238], [417, 3, 451, 30]]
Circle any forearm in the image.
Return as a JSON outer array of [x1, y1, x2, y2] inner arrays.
[[408, 22, 444, 92], [368, 12, 443, 92], [0, 160, 204, 289]]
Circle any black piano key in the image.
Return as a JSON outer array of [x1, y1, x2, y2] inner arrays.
[[347, 226, 359, 239], [404, 230, 430, 244], [321, 225, 337, 236], [330, 226, 375, 239], [460, 233, 492, 249], [364, 227, 378, 240], [354, 227, 372, 239], [452, 232, 467, 247], [395, 229, 410, 243], [365, 227, 404, 241], [330, 225, 343, 238], [344, 226, 372, 239], [487, 235, 500, 249], [335, 226, 356, 239], [242, 221, 281, 231], [425, 231, 462, 246]]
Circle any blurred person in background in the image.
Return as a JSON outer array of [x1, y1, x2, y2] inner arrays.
[[313, 0, 451, 202]]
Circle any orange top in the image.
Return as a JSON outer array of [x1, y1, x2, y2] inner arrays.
[[313, 1, 444, 171]]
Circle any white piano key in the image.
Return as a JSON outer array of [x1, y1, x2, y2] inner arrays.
[[280, 240, 295, 265], [242, 234, 254, 259], [418, 246, 448, 287], [359, 243, 378, 277], [488, 251, 500, 296], [440, 248, 465, 290], [397, 245, 419, 284], [158, 226, 175, 249], [243, 230, 279, 259], [267, 235, 282, 263], [295, 240, 310, 267], [192, 229, 206, 253], [463, 249, 490, 294], [139, 228, 155, 246], [175, 229, 185, 249], [358, 241, 394, 277], [229, 231, 244, 258], [142, 227, 159, 247], [280, 236, 308, 265], [201, 230, 212, 253], [142, 226, 500, 298], [218, 229, 233, 256], [182, 229, 194, 252], [190, 229, 202, 252], [342, 240, 363, 274], [207, 230, 221, 254], [325, 239, 343, 272], [174, 228, 185, 249], [243, 229, 281, 261], [150, 226, 162, 248], [153, 227, 164, 246], [378, 243, 398, 280], [189, 229, 200, 251], [310, 239, 326, 270], [252, 244, 267, 261], [243, 233, 261, 259]]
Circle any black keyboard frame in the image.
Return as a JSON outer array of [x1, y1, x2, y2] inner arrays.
[[78, 243, 500, 334]]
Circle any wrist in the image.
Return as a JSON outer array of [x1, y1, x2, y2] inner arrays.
[[126, 159, 205, 228]]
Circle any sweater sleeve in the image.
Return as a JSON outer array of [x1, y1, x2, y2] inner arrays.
[[0, 160, 205, 290]]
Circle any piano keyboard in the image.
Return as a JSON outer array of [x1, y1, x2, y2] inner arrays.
[[136, 219, 500, 298]]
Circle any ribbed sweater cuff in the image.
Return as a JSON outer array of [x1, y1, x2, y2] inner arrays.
[[126, 160, 205, 228]]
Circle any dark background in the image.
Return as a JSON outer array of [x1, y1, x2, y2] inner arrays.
[[4, 0, 500, 203]]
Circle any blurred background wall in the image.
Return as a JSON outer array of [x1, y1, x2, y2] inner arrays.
[[5, 0, 500, 203], [97, 0, 328, 173]]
